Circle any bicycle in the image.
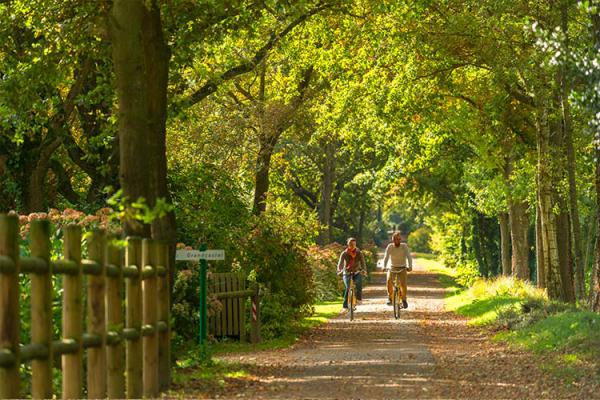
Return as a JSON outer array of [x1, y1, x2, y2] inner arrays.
[[389, 267, 407, 319], [339, 270, 364, 321]]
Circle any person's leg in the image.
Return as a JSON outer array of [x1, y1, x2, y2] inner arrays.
[[355, 273, 363, 300], [386, 270, 393, 301], [400, 269, 408, 301], [342, 274, 350, 308]]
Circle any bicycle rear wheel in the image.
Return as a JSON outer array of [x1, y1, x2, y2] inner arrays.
[[349, 288, 355, 321]]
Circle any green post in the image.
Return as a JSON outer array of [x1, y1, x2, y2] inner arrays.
[[198, 244, 208, 348]]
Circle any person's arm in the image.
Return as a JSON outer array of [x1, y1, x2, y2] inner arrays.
[[360, 252, 367, 275], [406, 244, 413, 271], [383, 245, 390, 270], [337, 251, 345, 273]]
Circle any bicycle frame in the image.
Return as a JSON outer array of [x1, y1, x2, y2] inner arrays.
[[389, 268, 406, 319], [340, 271, 360, 321], [348, 273, 357, 320]]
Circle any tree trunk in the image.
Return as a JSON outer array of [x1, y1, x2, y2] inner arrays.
[[252, 64, 313, 215], [560, 0, 585, 300], [110, 0, 171, 238], [252, 61, 269, 215], [584, 211, 596, 274], [357, 205, 366, 247], [536, 201, 547, 288], [591, 146, 600, 310], [509, 201, 530, 280], [318, 142, 335, 245], [537, 103, 565, 300], [146, 3, 177, 286], [253, 139, 273, 215], [499, 212, 511, 275], [588, 0, 600, 311], [557, 208, 576, 302]]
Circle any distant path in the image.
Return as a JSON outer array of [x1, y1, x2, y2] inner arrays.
[[177, 256, 594, 399]]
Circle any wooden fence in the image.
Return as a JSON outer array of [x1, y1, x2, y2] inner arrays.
[[0, 215, 170, 399], [210, 272, 260, 343]]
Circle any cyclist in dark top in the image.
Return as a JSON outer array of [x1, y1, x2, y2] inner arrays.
[[337, 237, 367, 310]]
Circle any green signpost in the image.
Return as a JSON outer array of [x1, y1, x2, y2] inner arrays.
[[198, 243, 208, 347], [175, 246, 225, 360]]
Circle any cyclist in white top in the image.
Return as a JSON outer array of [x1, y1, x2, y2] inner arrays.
[[383, 232, 413, 308]]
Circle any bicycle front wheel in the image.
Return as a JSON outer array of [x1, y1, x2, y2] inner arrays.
[[349, 288, 355, 321]]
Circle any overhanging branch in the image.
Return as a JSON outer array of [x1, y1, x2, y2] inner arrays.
[[180, 3, 328, 109]]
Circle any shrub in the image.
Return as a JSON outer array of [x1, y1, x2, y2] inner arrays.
[[306, 244, 343, 302], [361, 242, 380, 273], [168, 162, 253, 268], [455, 260, 481, 287], [407, 226, 432, 253], [240, 200, 318, 339]]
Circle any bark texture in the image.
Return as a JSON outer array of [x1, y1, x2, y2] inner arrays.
[[536, 103, 565, 300], [318, 142, 336, 245], [499, 212, 511, 275], [509, 201, 530, 280], [110, 0, 174, 240]]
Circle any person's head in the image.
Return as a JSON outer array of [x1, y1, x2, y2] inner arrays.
[[392, 231, 402, 246], [347, 237, 357, 249]]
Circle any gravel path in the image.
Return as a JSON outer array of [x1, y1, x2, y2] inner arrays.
[[177, 257, 598, 399]]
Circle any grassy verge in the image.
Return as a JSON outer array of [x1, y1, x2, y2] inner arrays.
[[415, 256, 461, 295], [413, 252, 438, 260], [170, 298, 342, 393], [423, 257, 599, 383]]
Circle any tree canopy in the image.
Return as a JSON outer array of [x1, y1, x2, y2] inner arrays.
[[2, 0, 600, 307]]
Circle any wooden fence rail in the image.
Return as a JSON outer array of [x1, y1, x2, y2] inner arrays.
[[0, 214, 171, 399]]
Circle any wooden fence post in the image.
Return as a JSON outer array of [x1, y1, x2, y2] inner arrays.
[[157, 242, 171, 391], [125, 237, 143, 399], [62, 225, 82, 399], [87, 229, 107, 399], [0, 214, 20, 399], [250, 285, 261, 344], [142, 239, 159, 398], [30, 220, 53, 399], [239, 273, 246, 342], [106, 237, 125, 398]]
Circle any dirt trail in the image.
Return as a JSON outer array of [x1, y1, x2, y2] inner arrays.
[[182, 258, 596, 399]]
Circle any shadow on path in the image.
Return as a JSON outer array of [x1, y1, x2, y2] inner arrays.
[[173, 256, 596, 399]]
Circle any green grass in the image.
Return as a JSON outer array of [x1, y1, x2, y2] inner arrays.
[[171, 298, 344, 393], [415, 256, 461, 295], [497, 311, 600, 356], [413, 252, 438, 260], [421, 257, 599, 382], [172, 360, 249, 385], [450, 295, 523, 326], [170, 358, 252, 396]]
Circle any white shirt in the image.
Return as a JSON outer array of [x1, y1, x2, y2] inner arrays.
[[383, 243, 413, 270]]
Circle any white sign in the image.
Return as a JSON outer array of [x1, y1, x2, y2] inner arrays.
[[176, 249, 225, 261], [200, 250, 225, 260]]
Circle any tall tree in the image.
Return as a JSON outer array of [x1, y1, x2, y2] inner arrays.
[[110, 0, 175, 244]]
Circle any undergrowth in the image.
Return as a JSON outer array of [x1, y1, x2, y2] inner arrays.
[[428, 261, 600, 384], [170, 298, 342, 395]]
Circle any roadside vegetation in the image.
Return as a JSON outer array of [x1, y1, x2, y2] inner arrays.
[[170, 298, 343, 397], [429, 260, 600, 383]]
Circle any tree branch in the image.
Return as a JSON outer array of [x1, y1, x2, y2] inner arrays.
[[503, 83, 536, 106], [285, 169, 318, 209], [180, 4, 327, 108], [49, 159, 81, 204], [234, 81, 255, 101]]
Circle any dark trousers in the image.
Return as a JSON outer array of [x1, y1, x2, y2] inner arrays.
[[343, 273, 363, 308]]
